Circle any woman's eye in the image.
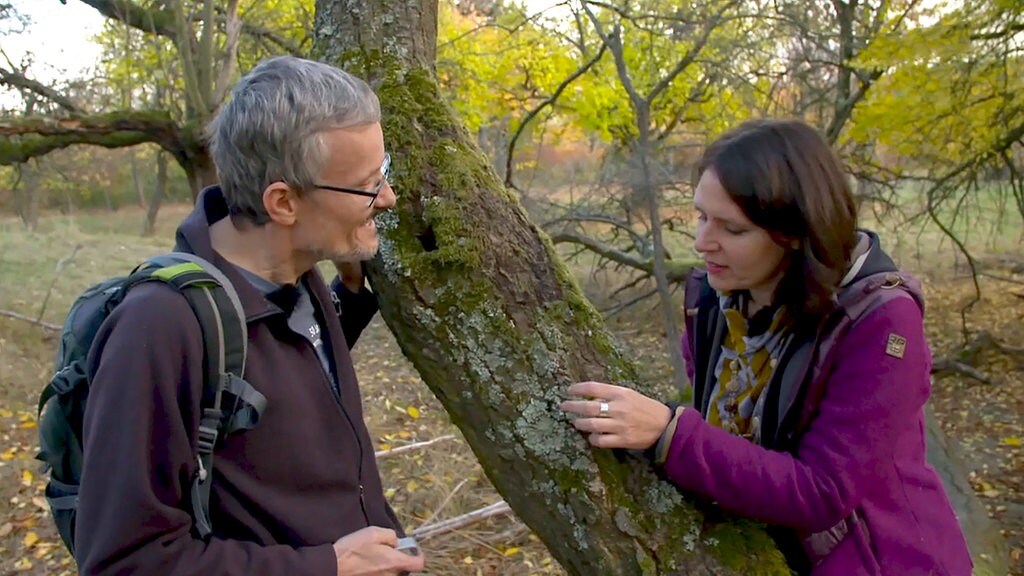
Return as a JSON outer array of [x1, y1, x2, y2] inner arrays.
[[725, 226, 745, 235]]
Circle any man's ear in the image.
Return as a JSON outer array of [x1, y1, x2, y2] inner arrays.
[[263, 182, 299, 226]]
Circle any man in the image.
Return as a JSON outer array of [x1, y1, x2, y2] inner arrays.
[[76, 56, 425, 576]]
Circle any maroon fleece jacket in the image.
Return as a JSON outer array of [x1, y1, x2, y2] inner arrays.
[[76, 187, 397, 576]]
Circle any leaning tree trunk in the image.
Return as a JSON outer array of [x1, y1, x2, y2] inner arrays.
[[313, 1, 788, 574]]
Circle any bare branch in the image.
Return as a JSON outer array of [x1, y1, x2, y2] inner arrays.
[[374, 434, 457, 459], [0, 68, 81, 113], [213, 0, 242, 105], [411, 500, 512, 541], [602, 288, 658, 319], [77, 0, 177, 40], [542, 212, 650, 255], [237, 20, 302, 55], [505, 43, 606, 187], [0, 309, 61, 332], [931, 358, 995, 385], [548, 230, 696, 282], [647, 0, 740, 105]]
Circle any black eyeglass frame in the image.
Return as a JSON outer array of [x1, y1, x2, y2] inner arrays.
[[311, 152, 391, 207]]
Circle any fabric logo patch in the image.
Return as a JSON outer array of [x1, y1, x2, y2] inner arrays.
[[885, 333, 907, 359]]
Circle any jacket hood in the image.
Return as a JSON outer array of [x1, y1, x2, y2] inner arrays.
[[840, 229, 924, 312]]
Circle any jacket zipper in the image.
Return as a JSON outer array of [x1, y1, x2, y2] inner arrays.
[[297, 337, 371, 527]]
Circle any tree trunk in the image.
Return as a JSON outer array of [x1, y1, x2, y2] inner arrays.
[[131, 151, 147, 208], [633, 112, 688, 393], [14, 165, 39, 232], [183, 149, 218, 199], [143, 151, 168, 236], [314, 1, 789, 574]]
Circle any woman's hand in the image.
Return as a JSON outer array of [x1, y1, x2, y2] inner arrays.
[[559, 381, 672, 450]]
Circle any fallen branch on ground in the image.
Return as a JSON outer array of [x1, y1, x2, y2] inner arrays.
[[0, 309, 61, 332], [375, 434, 457, 460], [931, 358, 995, 385], [412, 500, 512, 541]]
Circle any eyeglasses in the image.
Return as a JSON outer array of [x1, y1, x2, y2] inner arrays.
[[313, 152, 391, 208]]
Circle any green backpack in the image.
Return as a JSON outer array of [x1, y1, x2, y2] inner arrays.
[[36, 253, 266, 555]]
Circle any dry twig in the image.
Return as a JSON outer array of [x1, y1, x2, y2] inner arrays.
[[375, 434, 457, 460], [412, 500, 512, 541]]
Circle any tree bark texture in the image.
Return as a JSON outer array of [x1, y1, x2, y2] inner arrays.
[[314, 0, 789, 574]]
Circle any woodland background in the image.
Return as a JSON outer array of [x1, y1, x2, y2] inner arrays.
[[0, 0, 1022, 574]]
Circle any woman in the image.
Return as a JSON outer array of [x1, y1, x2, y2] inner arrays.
[[560, 119, 972, 575]]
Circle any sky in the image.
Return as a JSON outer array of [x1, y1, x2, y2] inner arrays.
[[2, 0, 106, 84]]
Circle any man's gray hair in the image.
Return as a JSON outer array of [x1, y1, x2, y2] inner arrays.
[[207, 55, 381, 224]]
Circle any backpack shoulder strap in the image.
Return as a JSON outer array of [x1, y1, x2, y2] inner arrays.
[[139, 253, 265, 539]]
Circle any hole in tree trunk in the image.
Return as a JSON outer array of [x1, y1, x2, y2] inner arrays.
[[418, 227, 438, 252]]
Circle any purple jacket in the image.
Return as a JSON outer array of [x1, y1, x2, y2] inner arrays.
[[668, 234, 972, 575]]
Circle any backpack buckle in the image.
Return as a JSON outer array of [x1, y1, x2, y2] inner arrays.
[[197, 423, 219, 456]]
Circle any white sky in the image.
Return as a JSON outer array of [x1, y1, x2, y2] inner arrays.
[[2, 0, 106, 83]]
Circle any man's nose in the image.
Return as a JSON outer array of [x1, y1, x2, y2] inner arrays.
[[375, 181, 397, 211]]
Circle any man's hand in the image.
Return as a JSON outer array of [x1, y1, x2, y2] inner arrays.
[[333, 526, 425, 575], [334, 260, 365, 293]]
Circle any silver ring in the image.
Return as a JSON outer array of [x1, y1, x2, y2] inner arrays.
[[598, 401, 610, 418]]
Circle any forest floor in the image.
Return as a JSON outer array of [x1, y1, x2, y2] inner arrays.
[[0, 205, 1020, 575]]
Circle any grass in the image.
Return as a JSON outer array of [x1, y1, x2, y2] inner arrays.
[[1, 201, 1021, 575]]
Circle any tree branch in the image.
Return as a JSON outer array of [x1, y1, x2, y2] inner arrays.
[[0, 309, 61, 332], [548, 230, 696, 282], [504, 43, 606, 187], [0, 111, 184, 166], [647, 0, 739, 105], [212, 0, 242, 105], [77, 0, 177, 40], [0, 68, 81, 113]]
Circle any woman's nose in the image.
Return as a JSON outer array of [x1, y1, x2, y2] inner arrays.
[[693, 224, 715, 254]]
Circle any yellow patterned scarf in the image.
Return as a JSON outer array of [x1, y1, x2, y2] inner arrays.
[[707, 299, 787, 441]]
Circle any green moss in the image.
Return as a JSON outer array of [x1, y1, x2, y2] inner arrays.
[[702, 521, 791, 575]]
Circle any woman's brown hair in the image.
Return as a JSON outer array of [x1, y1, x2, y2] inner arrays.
[[696, 118, 858, 326]]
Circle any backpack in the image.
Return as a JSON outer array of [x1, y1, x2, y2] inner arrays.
[[36, 252, 266, 555]]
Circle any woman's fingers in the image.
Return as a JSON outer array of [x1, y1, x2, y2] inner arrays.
[[566, 381, 621, 399], [571, 417, 618, 434], [559, 399, 610, 418]]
